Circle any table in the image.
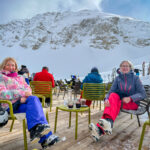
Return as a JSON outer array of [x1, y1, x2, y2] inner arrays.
[[54, 105, 91, 139]]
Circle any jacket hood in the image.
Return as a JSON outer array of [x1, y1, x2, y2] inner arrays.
[[88, 72, 102, 82]]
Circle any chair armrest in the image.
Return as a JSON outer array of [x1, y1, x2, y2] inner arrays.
[[32, 94, 46, 107], [0, 100, 16, 119]]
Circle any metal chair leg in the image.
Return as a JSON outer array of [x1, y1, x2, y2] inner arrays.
[[75, 112, 78, 140], [99, 100, 101, 110], [138, 120, 150, 150], [88, 108, 91, 124], [147, 110, 150, 121], [93, 101, 95, 109], [69, 112, 72, 128], [54, 107, 58, 133], [50, 99, 52, 112], [10, 119, 15, 132], [136, 115, 141, 127], [46, 111, 49, 123], [23, 119, 28, 150]]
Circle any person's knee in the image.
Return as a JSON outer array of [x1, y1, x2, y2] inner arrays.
[[109, 93, 120, 99], [27, 95, 39, 101]]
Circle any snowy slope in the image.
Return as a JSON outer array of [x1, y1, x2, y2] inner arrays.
[[0, 10, 150, 79]]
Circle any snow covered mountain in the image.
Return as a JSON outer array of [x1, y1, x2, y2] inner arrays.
[[0, 10, 150, 79], [0, 9, 150, 50]]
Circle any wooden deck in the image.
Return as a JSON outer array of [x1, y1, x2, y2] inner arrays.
[[0, 94, 150, 150]]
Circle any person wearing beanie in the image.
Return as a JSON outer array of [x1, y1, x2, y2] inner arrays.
[[80, 67, 103, 107], [91, 67, 99, 73]]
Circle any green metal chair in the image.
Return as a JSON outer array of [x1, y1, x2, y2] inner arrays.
[[121, 85, 150, 127], [82, 83, 105, 110], [138, 120, 150, 150], [0, 100, 28, 150], [0, 95, 49, 150], [30, 81, 53, 111], [106, 83, 112, 93], [9, 95, 49, 132]]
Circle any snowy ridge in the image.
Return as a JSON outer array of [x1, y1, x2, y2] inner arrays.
[[0, 10, 150, 50]]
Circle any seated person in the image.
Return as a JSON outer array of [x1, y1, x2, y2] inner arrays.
[[0, 57, 59, 149], [18, 65, 30, 84], [33, 66, 55, 106], [80, 67, 103, 107], [71, 75, 78, 89], [89, 60, 146, 142]]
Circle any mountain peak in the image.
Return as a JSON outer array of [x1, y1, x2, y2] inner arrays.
[[0, 10, 150, 50]]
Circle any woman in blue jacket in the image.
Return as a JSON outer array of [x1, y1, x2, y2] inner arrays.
[[89, 60, 146, 142], [81, 67, 103, 106]]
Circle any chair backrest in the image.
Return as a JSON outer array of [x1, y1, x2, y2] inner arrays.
[[105, 83, 112, 94], [30, 81, 52, 98], [107, 83, 112, 91], [82, 83, 105, 100]]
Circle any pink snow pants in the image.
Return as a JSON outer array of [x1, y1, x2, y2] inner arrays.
[[102, 93, 138, 122]]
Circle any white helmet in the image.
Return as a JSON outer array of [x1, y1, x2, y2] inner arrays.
[[0, 106, 8, 127]]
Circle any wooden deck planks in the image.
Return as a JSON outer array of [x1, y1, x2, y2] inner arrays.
[[0, 94, 150, 150]]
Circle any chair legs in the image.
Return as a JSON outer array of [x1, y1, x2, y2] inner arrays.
[[46, 111, 49, 123], [75, 112, 78, 140], [131, 114, 133, 119], [23, 119, 28, 150], [10, 119, 27, 149], [138, 120, 150, 150], [10, 119, 15, 132], [92, 101, 95, 109], [54, 107, 58, 133], [99, 101, 101, 110], [136, 115, 141, 127], [92, 100, 102, 110], [50, 98, 52, 112]]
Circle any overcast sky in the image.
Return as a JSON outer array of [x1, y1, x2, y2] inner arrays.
[[0, 0, 150, 24]]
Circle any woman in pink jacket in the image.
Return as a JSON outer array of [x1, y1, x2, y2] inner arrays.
[[0, 57, 59, 149]]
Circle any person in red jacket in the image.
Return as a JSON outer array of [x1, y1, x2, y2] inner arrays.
[[33, 66, 55, 106], [33, 66, 55, 87]]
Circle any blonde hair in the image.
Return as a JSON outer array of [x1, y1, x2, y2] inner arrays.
[[120, 60, 134, 70], [0, 57, 18, 72]]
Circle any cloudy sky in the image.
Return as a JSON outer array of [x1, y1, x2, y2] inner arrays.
[[0, 0, 150, 24]]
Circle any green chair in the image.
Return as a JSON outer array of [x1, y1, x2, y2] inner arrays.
[[0, 95, 48, 150], [0, 100, 28, 150], [138, 120, 150, 150], [121, 85, 150, 127], [9, 95, 49, 132], [106, 83, 112, 94], [30, 81, 53, 111], [82, 83, 105, 110]]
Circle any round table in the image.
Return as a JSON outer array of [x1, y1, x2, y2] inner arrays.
[[54, 105, 91, 139]]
